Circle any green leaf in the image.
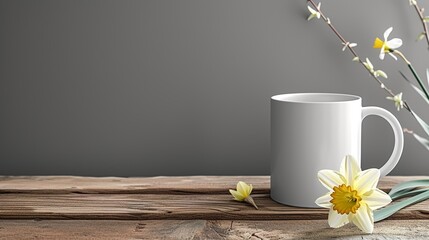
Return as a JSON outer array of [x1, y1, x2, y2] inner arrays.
[[391, 188, 428, 200], [374, 189, 429, 222], [412, 111, 429, 137], [412, 132, 429, 152], [408, 81, 429, 104], [375, 180, 429, 221], [427, 68, 429, 89], [408, 64, 429, 101], [389, 179, 429, 197], [400, 71, 429, 104]]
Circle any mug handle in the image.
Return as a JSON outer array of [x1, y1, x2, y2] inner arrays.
[[361, 106, 404, 177]]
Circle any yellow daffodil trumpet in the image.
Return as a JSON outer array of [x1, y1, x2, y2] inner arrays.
[[373, 27, 403, 60], [229, 181, 258, 209]]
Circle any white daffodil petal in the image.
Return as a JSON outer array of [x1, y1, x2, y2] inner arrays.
[[362, 189, 392, 210], [349, 43, 357, 48], [387, 38, 403, 49], [379, 48, 386, 60], [384, 27, 393, 41], [340, 155, 361, 186], [351, 204, 374, 233], [229, 189, 245, 201], [354, 169, 380, 193], [328, 208, 349, 228], [318, 170, 345, 190], [315, 193, 333, 208]]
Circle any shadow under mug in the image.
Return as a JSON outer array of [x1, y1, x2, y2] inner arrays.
[[270, 93, 404, 208]]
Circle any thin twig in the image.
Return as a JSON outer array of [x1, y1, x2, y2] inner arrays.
[[413, 2, 429, 49], [403, 128, 414, 134]]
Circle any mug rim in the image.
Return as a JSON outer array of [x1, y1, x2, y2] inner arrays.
[[271, 93, 361, 104]]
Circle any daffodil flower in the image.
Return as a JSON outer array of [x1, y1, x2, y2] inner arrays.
[[229, 181, 258, 209], [387, 93, 404, 111], [315, 155, 391, 233], [307, 2, 321, 21], [373, 27, 403, 60]]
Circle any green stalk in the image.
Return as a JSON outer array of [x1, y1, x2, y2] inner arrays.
[[408, 63, 429, 101], [393, 50, 429, 101]]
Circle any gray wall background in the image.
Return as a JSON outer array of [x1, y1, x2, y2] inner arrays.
[[1, 0, 429, 176]]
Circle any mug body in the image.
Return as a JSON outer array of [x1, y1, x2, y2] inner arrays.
[[270, 93, 362, 207]]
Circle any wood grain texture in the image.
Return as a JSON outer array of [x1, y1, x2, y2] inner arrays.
[[0, 176, 427, 220], [0, 193, 428, 220], [1, 220, 429, 240], [0, 175, 425, 194]]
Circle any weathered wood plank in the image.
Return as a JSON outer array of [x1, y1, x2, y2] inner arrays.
[[0, 176, 270, 194], [0, 193, 428, 220], [0, 220, 428, 239], [0, 176, 424, 194], [0, 176, 427, 221]]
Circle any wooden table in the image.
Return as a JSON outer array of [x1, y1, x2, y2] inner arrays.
[[0, 176, 428, 239]]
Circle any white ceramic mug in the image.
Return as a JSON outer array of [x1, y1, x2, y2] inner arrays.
[[270, 93, 403, 208]]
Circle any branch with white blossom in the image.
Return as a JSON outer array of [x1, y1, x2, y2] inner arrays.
[[410, 0, 429, 48], [306, 0, 411, 112]]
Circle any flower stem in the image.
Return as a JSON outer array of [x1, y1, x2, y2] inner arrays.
[[392, 50, 411, 65], [403, 128, 414, 134]]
